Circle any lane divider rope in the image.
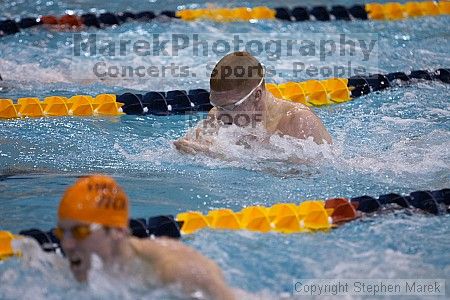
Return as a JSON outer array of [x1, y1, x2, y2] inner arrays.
[[0, 188, 448, 260], [1, 1, 449, 37], [0, 68, 448, 119]]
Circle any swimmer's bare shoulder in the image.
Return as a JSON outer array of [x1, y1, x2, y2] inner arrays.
[[274, 97, 332, 144], [128, 237, 236, 300]]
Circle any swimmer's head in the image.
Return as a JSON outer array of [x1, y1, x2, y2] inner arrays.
[[210, 52, 266, 113], [56, 175, 129, 282], [58, 175, 128, 228]]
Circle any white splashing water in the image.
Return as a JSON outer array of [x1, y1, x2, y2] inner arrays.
[[333, 129, 450, 187], [116, 116, 449, 186], [0, 59, 70, 85], [117, 123, 336, 174], [1, 237, 225, 300]]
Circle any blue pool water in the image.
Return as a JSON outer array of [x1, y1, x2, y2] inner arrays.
[[1, 0, 449, 299]]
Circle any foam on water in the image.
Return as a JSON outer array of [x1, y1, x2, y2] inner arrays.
[[114, 98, 449, 187], [1, 238, 212, 300], [336, 129, 449, 182], [119, 122, 335, 175]]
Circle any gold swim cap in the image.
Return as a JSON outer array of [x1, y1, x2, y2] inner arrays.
[[58, 175, 129, 228]]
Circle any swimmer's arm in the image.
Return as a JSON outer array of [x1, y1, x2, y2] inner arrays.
[[173, 108, 220, 154], [278, 109, 332, 144], [173, 138, 218, 156]]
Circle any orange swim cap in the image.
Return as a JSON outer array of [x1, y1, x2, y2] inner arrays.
[[58, 175, 129, 228]]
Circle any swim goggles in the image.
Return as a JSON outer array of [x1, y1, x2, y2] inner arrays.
[[211, 75, 264, 111], [54, 223, 102, 241]]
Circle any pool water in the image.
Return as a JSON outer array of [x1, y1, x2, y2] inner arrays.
[[1, 0, 449, 299]]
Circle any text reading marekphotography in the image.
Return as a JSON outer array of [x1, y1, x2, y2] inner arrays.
[[69, 32, 378, 81]]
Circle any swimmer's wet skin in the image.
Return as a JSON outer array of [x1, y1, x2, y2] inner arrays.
[[174, 52, 332, 155], [54, 175, 235, 300]]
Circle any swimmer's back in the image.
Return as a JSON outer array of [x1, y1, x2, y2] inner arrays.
[[264, 96, 332, 144], [207, 95, 331, 144], [129, 237, 235, 300]]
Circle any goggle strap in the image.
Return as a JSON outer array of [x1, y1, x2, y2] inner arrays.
[[233, 76, 264, 106]]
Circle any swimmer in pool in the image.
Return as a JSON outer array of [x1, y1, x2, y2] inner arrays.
[[55, 175, 235, 300], [174, 51, 332, 155]]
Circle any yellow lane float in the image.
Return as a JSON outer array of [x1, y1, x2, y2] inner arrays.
[[176, 6, 276, 22], [267, 77, 351, 106], [0, 94, 125, 119], [175, 200, 354, 235], [0, 231, 20, 261], [365, 1, 447, 20]]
